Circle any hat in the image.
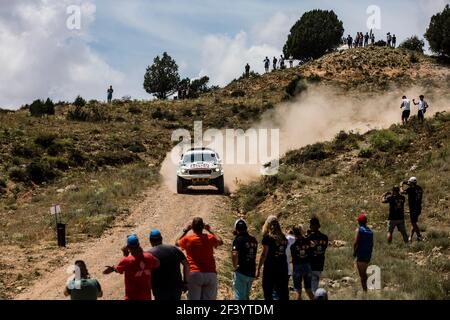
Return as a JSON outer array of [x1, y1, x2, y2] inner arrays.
[[357, 214, 367, 223], [314, 288, 328, 300], [127, 234, 140, 247], [149, 229, 162, 240], [234, 219, 247, 231], [408, 177, 417, 184]]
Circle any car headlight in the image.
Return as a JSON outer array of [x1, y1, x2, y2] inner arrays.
[[215, 168, 221, 172], [181, 169, 187, 174]]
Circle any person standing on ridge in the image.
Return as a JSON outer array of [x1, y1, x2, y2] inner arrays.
[[392, 34, 397, 48], [401, 95, 411, 125], [176, 217, 223, 300], [103, 235, 160, 300], [264, 57, 270, 73], [107, 85, 114, 104], [353, 214, 374, 293], [413, 95, 429, 123], [387, 33, 392, 47], [64, 260, 103, 300], [306, 217, 328, 294], [245, 63, 251, 78], [364, 32, 369, 47], [289, 55, 294, 68], [382, 187, 409, 244], [347, 34, 353, 48], [401, 177, 424, 242], [256, 215, 289, 301], [273, 56, 278, 71], [148, 230, 190, 301], [232, 219, 258, 300]]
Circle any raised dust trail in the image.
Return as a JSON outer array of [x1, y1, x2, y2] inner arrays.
[[161, 84, 450, 193], [15, 184, 230, 300]]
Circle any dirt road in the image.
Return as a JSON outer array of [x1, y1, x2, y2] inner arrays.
[[15, 184, 231, 300]]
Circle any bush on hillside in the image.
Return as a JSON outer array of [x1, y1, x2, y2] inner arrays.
[[34, 134, 57, 148], [12, 143, 41, 159], [26, 160, 58, 184], [284, 143, 329, 165], [73, 95, 87, 107], [29, 98, 55, 117], [425, 5, 450, 57], [399, 36, 425, 53], [283, 10, 344, 60], [285, 77, 307, 97], [93, 151, 138, 167]]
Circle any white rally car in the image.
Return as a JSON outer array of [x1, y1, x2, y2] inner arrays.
[[176, 147, 224, 194]]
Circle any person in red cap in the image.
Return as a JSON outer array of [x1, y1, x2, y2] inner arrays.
[[353, 214, 373, 293]]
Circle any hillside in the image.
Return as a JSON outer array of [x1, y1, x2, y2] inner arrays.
[[1, 46, 449, 299], [231, 112, 450, 299]]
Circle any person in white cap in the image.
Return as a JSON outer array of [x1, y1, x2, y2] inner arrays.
[[314, 288, 328, 300], [401, 177, 424, 242]]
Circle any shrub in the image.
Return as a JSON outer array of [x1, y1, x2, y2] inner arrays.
[[128, 105, 142, 114], [89, 104, 109, 122], [12, 144, 41, 158], [231, 90, 246, 97], [399, 36, 425, 53], [374, 40, 387, 47], [34, 134, 57, 148], [9, 166, 28, 182], [68, 149, 87, 167], [409, 53, 420, 64], [369, 130, 398, 152], [94, 151, 138, 167], [307, 74, 322, 82], [358, 148, 374, 158], [67, 106, 88, 121], [26, 160, 58, 184], [151, 107, 176, 121], [285, 77, 307, 97], [73, 95, 87, 107], [125, 142, 147, 153], [284, 143, 329, 164], [29, 99, 55, 117], [283, 9, 344, 60]]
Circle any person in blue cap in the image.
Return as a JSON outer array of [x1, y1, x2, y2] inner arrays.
[[103, 234, 160, 300], [148, 229, 190, 301]]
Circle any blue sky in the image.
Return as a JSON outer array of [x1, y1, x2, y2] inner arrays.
[[0, 0, 448, 108]]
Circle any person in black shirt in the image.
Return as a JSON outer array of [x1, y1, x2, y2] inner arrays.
[[382, 187, 408, 244], [256, 215, 289, 300], [148, 230, 189, 300], [306, 217, 328, 294], [232, 219, 258, 300], [290, 226, 314, 300], [401, 177, 424, 242]]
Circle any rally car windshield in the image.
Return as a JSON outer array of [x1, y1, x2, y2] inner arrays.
[[183, 152, 216, 163]]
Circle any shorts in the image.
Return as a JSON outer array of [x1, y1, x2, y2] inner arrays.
[[418, 110, 425, 121], [402, 110, 410, 120], [388, 220, 407, 234], [292, 264, 312, 291], [356, 256, 371, 263]]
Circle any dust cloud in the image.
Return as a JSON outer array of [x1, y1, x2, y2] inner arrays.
[[161, 84, 450, 193]]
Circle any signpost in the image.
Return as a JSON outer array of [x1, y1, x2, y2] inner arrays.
[[50, 205, 66, 247]]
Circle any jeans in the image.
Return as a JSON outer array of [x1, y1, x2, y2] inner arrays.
[[233, 272, 254, 300], [187, 272, 217, 300], [311, 271, 322, 294]]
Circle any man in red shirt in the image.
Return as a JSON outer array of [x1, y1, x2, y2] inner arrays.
[[104, 234, 160, 300], [176, 217, 223, 300]]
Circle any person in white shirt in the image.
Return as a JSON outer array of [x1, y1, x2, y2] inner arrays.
[[285, 227, 296, 278], [413, 95, 429, 123], [400, 96, 411, 125]]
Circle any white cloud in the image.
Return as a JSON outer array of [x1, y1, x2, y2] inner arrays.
[[0, 0, 123, 109], [199, 11, 296, 86]]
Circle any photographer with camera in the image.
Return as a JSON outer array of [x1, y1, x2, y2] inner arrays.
[[382, 187, 409, 244]]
